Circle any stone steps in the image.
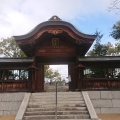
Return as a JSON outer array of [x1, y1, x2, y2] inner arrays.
[[26, 106, 87, 112], [30, 97, 83, 100], [28, 101, 85, 106], [29, 100, 84, 103], [23, 92, 91, 120], [25, 111, 89, 115], [23, 114, 90, 120], [31, 93, 83, 98], [28, 104, 86, 108], [31, 92, 82, 95]]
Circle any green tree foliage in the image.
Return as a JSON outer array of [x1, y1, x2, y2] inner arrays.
[[87, 31, 120, 56], [87, 31, 120, 78], [44, 65, 61, 84], [87, 31, 107, 56], [106, 42, 120, 55], [0, 37, 26, 57], [111, 21, 120, 40], [115, 42, 120, 53], [105, 42, 116, 55], [87, 40, 120, 77], [89, 41, 120, 56]]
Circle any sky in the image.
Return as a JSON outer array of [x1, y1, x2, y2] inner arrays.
[[0, 0, 119, 78]]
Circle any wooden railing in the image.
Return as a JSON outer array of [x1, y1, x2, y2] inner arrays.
[[82, 78, 120, 90], [0, 80, 28, 92]]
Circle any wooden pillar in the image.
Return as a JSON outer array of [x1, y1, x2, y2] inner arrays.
[[75, 69, 80, 90], [79, 70, 84, 90], [76, 64, 85, 91], [28, 64, 44, 92], [68, 63, 76, 91], [35, 64, 44, 92], [28, 70, 36, 92]]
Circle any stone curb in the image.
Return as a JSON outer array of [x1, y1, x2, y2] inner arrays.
[[82, 91, 101, 120]]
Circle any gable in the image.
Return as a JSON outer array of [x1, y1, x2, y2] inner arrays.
[[13, 16, 97, 57], [35, 36, 76, 57]]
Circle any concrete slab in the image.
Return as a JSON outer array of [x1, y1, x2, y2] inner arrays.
[[101, 108, 120, 113], [112, 100, 120, 107], [112, 91, 120, 99], [87, 91, 100, 99], [101, 91, 112, 99], [91, 100, 113, 108]]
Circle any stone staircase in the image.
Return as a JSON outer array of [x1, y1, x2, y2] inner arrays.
[[23, 92, 92, 120]]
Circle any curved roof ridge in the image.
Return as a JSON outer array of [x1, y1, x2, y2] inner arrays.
[[13, 16, 97, 40]]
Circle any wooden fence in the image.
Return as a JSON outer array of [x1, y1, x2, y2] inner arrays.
[[82, 78, 120, 90], [0, 80, 28, 92]]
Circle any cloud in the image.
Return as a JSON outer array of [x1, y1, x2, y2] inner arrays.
[[50, 65, 68, 78], [0, 0, 118, 76], [0, 0, 115, 39]]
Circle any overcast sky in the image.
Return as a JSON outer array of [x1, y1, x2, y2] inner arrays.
[[0, 0, 119, 78]]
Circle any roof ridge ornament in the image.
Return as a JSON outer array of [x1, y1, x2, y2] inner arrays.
[[49, 15, 61, 21]]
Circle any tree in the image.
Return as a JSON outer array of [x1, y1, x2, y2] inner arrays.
[[106, 42, 115, 55], [113, 41, 120, 56], [87, 31, 107, 56], [44, 65, 61, 85], [108, 0, 120, 13], [115, 42, 120, 53], [0, 37, 26, 57], [87, 31, 120, 78], [110, 20, 120, 55], [111, 21, 120, 40]]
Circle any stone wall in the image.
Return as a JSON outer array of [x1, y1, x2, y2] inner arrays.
[[87, 91, 120, 114], [0, 92, 26, 116], [0, 91, 120, 115]]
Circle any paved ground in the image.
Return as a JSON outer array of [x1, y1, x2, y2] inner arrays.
[[98, 114, 120, 120], [44, 83, 69, 92], [0, 115, 15, 120], [1, 114, 120, 120]]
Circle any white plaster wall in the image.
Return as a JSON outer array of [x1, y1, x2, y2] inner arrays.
[[0, 92, 26, 116], [87, 91, 120, 114]]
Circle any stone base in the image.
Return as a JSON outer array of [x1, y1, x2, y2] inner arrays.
[[87, 91, 120, 114], [0, 93, 26, 116]]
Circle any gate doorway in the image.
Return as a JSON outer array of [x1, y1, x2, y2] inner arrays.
[[44, 65, 69, 92], [14, 16, 96, 92]]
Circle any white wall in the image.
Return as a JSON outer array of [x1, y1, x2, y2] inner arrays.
[[87, 91, 120, 114]]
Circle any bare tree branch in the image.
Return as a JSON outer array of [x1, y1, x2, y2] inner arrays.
[[108, 0, 120, 13]]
